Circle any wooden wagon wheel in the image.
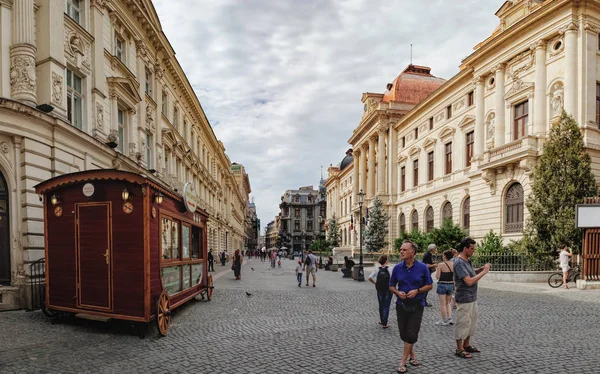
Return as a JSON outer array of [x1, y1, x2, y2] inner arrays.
[[156, 291, 171, 336], [206, 274, 214, 301]]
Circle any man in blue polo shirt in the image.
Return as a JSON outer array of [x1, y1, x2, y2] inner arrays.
[[389, 240, 433, 373]]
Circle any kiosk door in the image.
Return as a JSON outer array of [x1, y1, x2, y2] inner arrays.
[[76, 203, 112, 311]]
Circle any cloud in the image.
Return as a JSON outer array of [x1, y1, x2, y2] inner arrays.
[[153, 0, 503, 231]]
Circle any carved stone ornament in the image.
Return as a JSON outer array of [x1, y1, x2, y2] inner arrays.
[[112, 156, 122, 169], [146, 105, 155, 130], [51, 72, 63, 105], [0, 141, 9, 154], [506, 50, 534, 81], [155, 64, 164, 79], [96, 103, 104, 130], [10, 55, 36, 93], [129, 143, 138, 158], [435, 112, 444, 123], [481, 169, 497, 195], [453, 100, 465, 111], [550, 82, 564, 117], [547, 36, 565, 58], [486, 113, 496, 141], [107, 129, 119, 144]]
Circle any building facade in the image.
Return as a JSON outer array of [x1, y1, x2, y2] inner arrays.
[[329, 0, 600, 252], [279, 182, 326, 253], [0, 0, 249, 310], [325, 149, 356, 251], [245, 199, 259, 252]]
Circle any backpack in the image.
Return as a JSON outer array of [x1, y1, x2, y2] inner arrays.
[[304, 255, 312, 266], [375, 267, 390, 292]]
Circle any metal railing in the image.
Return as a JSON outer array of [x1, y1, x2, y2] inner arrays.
[[29, 258, 45, 311]]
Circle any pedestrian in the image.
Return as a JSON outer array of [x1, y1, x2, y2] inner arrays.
[[434, 250, 454, 326], [208, 249, 215, 272], [270, 250, 276, 268], [559, 244, 573, 289], [389, 240, 433, 373], [453, 237, 491, 359], [422, 243, 438, 307], [449, 248, 459, 309], [368, 255, 392, 329], [220, 250, 226, 266], [341, 256, 355, 278], [295, 260, 303, 287], [304, 250, 318, 287], [232, 249, 242, 280]]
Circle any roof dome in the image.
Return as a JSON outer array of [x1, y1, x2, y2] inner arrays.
[[340, 149, 353, 171], [382, 64, 446, 105]]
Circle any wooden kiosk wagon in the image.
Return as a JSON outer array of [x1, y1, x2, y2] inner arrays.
[[34, 169, 213, 337]]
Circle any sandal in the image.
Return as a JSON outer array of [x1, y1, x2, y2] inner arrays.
[[397, 364, 408, 373], [455, 350, 472, 359], [409, 358, 420, 366], [464, 346, 480, 353], [382, 325, 389, 329]]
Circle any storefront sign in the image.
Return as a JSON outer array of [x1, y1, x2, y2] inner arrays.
[[576, 204, 600, 228], [82, 183, 94, 197], [183, 182, 199, 213]]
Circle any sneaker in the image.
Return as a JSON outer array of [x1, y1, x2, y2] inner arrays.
[[435, 320, 449, 326], [298, 283, 301, 287], [446, 318, 454, 325]]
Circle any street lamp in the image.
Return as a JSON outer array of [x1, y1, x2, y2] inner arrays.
[[357, 189, 366, 282], [301, 229, 306, 260]]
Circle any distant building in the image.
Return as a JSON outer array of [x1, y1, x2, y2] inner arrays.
[[246, 199, 259, 251]]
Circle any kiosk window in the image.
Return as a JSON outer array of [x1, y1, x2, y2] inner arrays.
[[171, 221, 180, 259], [192, 227, 202, 259], [161, 265, 182, 295], [182, 225, 190, 259]]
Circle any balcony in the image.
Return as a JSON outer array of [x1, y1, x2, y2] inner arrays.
[[483, 135, 540, 168]]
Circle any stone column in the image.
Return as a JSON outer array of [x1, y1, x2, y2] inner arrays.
[[474, 76, 485, 158], [533, 40, 547, 135], [388, 124, 397, 196], [360, 144, 367, 196], [110, 92, 119, 146], [10, 0, 36, 105], [583, 22, 597, 127], [367, 136, 376, 197], [377, 127, 386, 195], [353, 148, 360, 204], [563, 22, 578, 116], [494, 64, 506, 147]]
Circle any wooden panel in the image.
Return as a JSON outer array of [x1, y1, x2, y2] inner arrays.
[[583, 228, 600, 281]]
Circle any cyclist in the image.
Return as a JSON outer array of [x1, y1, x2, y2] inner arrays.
[[559, 244, 573, 289]]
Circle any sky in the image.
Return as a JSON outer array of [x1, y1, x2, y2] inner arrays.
[[153, 0, 504, 231]]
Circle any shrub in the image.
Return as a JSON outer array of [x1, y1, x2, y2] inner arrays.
[[429, 218, 468, 252]]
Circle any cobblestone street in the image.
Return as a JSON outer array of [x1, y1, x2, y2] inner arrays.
[[2, 257, 600, 373]]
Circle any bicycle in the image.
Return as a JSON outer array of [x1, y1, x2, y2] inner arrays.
[[548, 264, 581, 288]]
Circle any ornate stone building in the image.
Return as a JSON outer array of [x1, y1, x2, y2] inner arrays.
[[329, 0, 600, 253], [325, 149, 356, 252], [0, 0, 249, 310]]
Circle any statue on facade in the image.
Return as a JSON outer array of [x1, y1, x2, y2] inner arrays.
[[551, 84, 564, 116]]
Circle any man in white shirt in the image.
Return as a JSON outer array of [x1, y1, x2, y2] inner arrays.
[[559, 244, 572, 289], [303, 250, 318, 287]]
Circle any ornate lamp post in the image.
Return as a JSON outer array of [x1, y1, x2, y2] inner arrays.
[[357, 189, 365, 282]]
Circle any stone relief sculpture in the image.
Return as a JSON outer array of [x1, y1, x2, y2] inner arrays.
[[96, 104, 104, 131], [51, 72, 63, 105], [486, 113, 496, 140], [551, 83, 564, 116], [0, 141, 9, 154], [10, 55, 36, 93]]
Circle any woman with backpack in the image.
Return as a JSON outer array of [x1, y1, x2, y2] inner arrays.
[[368, 255, 392, 329]]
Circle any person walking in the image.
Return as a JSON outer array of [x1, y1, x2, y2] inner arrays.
[[368, 255, 392, 329], [303, 250, 318, 287], [453, 238, 491, 359], [232, 249, 242, 280], [270, 250, 276, 268], [559, 244, 573, 289], [389, 240, 433, 373], [295, 260, 303, 287], [208, 249, 215, 272], [422, 243, 438, 307], [434, 250, 454, 325], [220, 250, 226, 266]]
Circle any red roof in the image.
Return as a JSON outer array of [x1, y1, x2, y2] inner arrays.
[[382, 65, 446, 105]]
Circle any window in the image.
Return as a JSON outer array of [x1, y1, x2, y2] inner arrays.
[[145, 68, 152, 96], [596, 83, 600, 128], [413, 159, 419, 186], [161, 91, 169, 117], [505, 183, 524, 233], [402, 136, 406, 148], [173, 107, 179, 128], [467, 91, 474, 106], [513, 101, 528, 140], [307, 221, 313, 231], [400, 166, 406, 192], [283, 207, 289, 216], [429, 117, 434, 130], [294, 220, 300, 231], [117, 108, 126, 153], [307, 208, 313, 218], [146, 133, 153, 169], [66, 69, 83, 129], [442, 202, 452, 223], [446, 105, 452, 119], [445, 142, 452, 175], [115, 35, 125, 63], [411, 210, 419, 231], [427, 151, 434, 181], [426, 206, 434, 232], [462, 197, 470, 229], [466, 131, 474, 167], [67, 0, 81, 24], [399, 213, 406, 234], [414, 127, 419, 139], [295, 208, 300, 217]]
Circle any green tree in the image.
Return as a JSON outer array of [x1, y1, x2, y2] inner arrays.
[[326, 216, 341, 249], [393, 229, 432, 253], [364, 197, 390, 252], [310, 238, 330, 252], [525, 110, 598, 255], [476, 230, 504, 255], [429, 218, 468, 252]]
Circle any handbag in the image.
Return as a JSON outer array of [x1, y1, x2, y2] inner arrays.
[[400, 302, 418, 312]]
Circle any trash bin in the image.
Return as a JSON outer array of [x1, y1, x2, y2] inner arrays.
[[352, 266, 360, 280]]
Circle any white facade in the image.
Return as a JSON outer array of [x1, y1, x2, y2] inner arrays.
[[330, 0, 600, 252], [0, 0, 249, 310]]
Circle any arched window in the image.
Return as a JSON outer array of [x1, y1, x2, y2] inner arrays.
[[0, 171, 9, 285], [426, 206, 434, 232], [462, 197, 470, 230], [411, 210, 419, 231], [442, 202, 452, 223], [505, 183, 524, 233], [399, 213, 406, 234]]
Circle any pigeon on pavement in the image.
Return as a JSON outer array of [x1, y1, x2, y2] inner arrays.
[[245, 292, 252, 297]]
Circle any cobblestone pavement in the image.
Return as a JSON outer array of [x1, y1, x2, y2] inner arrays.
[[2, 256, 600, 373]]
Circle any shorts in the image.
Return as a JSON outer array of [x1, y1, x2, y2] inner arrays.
[[561, 265, 570, 273], [396, 304, 424, 344], [436, 283, 454, 296], [455, 301, 478, 341], [306, 266, 316, 275]]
